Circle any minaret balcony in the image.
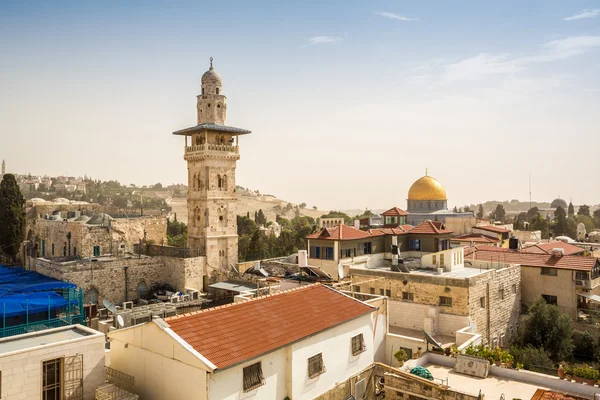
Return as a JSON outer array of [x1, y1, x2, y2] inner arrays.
[[186, 144, 239, 153]]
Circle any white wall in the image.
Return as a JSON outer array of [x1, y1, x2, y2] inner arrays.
[[421, 247, 465, 272], [388, 300, 431, 331], [437, 313, 470, 337], [0, 326, 105, 400], [290, 313, 374, 400], [208, 348, 288, 400]]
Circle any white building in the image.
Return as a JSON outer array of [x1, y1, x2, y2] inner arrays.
[[0, 325, 105, 400], [108, 283, 377, 400]]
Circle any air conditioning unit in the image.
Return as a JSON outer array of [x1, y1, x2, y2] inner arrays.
[[122, 301, 133, 310], [186, 289, 199, 300]]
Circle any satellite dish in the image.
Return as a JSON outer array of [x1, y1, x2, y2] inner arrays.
[[338, 263, 345, 280], [103, 299, 117, 314], [116, 315, 125, 328]]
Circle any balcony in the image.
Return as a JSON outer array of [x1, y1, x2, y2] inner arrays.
[[185, 144, 238, 153]]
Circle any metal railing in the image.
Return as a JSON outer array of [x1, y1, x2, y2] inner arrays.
[[133, 243, 205, 258], [105, 366, 135, 391]]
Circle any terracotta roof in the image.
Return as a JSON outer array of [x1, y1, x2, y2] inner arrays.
[[474, 225, 512, 234], [451, 234, 499, 244], [306, 224, 385, 241], [409, 220, 454, 235], [382, 207, 408, 217], [164, 284, 374, 370], [522, 241, 585, 256], [466, 248, 598, 271], [531, 389, 588, 400]]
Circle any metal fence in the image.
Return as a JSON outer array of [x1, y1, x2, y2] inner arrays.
[[133, 243, 205, 258], [0, 287, 85, 338]]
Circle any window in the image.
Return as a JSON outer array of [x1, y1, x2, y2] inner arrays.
[[409, 239, 421, 250], [43, 358, 63, 400], [308, 353, 325, 378], [51, 243, 55, 256], [541, 267, 557, 276], [499, 288, 505, 300], [480, 297, 486, 308], [85, 288, 99, 305], [216, 88, 220, 95], [385, 289, 391, 297], [342, 248, 353, 258], [440, 254, 445, 266], [370, 288, 375, 295], [137, 282, 148, 299], [310, 246, 321, 259], [541, 294, 558, 306], [93, 245, 101, 257], [402, 292, 414, 301], [243, 362, 265, 392], [576, 271, 590, 281], [432, 255, 436, 265], [401, 347, 413, 360], [351, 333, 366, 355], [439, 296, 452, 307], [385, 216, 398, 225], [379, 289, 385, 296], [325, 247, 334, 260], [512, 284, 517, 294], [363, 242, 372, 255], [353, 285, 360, 292]]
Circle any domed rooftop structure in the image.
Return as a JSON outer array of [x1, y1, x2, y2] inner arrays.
[[201, 57, 222, 87], [551, 197, 568, 210], [74, 215, 90, 223], [87, 213, 113, 225], [408, 173, 447, 201]]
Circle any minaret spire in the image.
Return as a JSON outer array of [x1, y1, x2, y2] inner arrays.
[[210, 56, 213, 69]]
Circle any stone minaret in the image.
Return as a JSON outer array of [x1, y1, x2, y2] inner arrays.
[[173, 58, 251, 270]]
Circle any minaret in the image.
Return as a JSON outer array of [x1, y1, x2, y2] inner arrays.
[[173, 58, 251, 270]]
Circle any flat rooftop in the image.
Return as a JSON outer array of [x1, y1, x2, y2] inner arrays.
[[0, 326, 96, 354], [352, 263, 487, 279], [389, 327, 454, 347], [425, 364, 556, 399]]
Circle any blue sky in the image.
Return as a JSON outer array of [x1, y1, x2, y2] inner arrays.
[[1, 1, 599, 210]]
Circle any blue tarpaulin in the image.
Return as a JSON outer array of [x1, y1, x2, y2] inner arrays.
[[0, 265, 77, 319]]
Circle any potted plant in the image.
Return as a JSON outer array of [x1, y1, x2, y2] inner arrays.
[[574, 367, 584, 383], [394, 349, 409, 367], [516, 362, 524, 371], [557, 363, 566, 380], [565, 366, 574, 381], [503, 352, 514, 369], [450, 345, 459, 358], [584, 368, 597, 386], [493, 347, 502, 366], [431, 346, 444, 355]]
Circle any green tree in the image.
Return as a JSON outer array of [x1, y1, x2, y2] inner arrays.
[[0, 174, 26, 262], [299, 203, 306, 209], [464, 206, 472, 212], [237, 215, 257, 237], [476, 204, 484, 219], [516, 297, 574, 361], [594, 209, 600, 229], [553, 206, 567, 237], [568, 202, 575, 217], [494, 204, 506, 222], [153, 183, 163, 189], [578, 205, 591, 217], [256, 209, 267, 226], [312, 206, 317, 210], [575, 215, 595, 234], [526, 207, 540, 221]]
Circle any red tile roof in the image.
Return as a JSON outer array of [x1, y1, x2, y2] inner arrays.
[[164, 284, 374, 370], [409, 220, 454, 235], [466, 248, 598, 271], [451, 234, 499, 244], [531, 389, 588, 400], [522, 241, 585, 256], [306, 224, 385, 240], [382, 207, 408, 217], [474, 225, 512, 234]]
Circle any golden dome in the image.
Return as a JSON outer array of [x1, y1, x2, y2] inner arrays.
[[408, 174, 447, 201]]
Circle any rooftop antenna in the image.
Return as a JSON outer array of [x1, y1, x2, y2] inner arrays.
[[529, 171, 532, 211]]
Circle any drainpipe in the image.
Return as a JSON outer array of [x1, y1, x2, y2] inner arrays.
[[486, 282, 491, 345], [124, 266, 129, 302]]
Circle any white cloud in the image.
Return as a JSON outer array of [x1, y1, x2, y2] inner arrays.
[[374, 12, 419, 22], [564, 9, 600, 21], [307, 36, 342, 46], [443, 36, 600, 81]]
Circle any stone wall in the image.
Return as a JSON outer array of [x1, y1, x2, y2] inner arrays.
[[31, 254, 205, 305], [384, 368, 479, 400], [467, 266, 521, 345]]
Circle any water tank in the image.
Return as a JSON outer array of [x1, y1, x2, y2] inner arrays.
[[298, 250, 308, 268], [509, 236, 519, 250]]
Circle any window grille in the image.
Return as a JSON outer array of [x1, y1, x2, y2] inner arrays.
[[43, 358, 63, 400], [402, 292, 413, 301], [308, 353, 325, 378], [351, 333, 366, 355], [541, 267, 557, 276], [439, 296, 452, 307], [541, 294, 558, 306], [243, 362, 265, 392]]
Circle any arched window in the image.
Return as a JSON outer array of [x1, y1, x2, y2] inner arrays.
[[202, 88, 205, 94], [217, 104, 221, 108], [197, 175, 201, 191], [137, 281, 149, 299], [217, 175, 223, 190], [208, 103, 211, 108], [196, 136, 201, 145], [220, 135, 224, 144], [216, 88, 220, 95], [85, 288, 99, 305], [192, 174, 196, 190]]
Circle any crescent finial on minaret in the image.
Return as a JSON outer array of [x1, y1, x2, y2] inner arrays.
[[210, 57, 213, 68]]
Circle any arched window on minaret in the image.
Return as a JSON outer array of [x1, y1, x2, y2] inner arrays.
[[197, 175, 201, 191], [196, 136, 201, 145], [192, 174, 196, 190], [216, 88, 220, 95], [222, 175, 228, 191], [217, 175, 223, 190], [220, 135, 224, 144]]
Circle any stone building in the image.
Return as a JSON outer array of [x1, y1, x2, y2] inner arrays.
[[173, 58, 251, 270], [350, 246, 521, 348]]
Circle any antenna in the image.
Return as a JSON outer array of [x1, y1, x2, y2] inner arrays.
[[529, 171, 532, 211]]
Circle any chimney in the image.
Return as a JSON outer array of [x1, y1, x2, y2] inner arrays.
[[354, 220, 360, 230]]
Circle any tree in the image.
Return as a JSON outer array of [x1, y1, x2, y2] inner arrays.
[[515, 297, 573, 361], [464, 206, 472, 212], [312, 206, 317, 210], [299, 203, 306, 209], [153, 183, 163, 189], [256, 209, 267, 226], [452, 206, 458, 213], [594, 209, 600, 229], [568, 202, 575, 217], [476, 204, 484, 219], [553, 206, 567, 237], [0, 174, 26, 262], [494, 204, 506, 222], [526, 207, 540, 221], [578, 204, 591, 217], [237, 215, 257, 237]]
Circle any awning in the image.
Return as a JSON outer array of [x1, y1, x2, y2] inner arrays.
[[578, 292, 600, 303], [209, 281, 256, 293]]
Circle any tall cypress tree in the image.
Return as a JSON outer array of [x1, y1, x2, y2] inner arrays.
[[0, 174, 26, 262]]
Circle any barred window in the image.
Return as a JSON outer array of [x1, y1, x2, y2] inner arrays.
[[402, 292, 414, 301], [351, 333, 366, 355], [243, 362, 265, 392], [439, 296, 452, 307], [308, 353, 325, 378]]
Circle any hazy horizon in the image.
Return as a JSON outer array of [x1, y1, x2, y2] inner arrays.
[[1, 1, 599, 210]]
